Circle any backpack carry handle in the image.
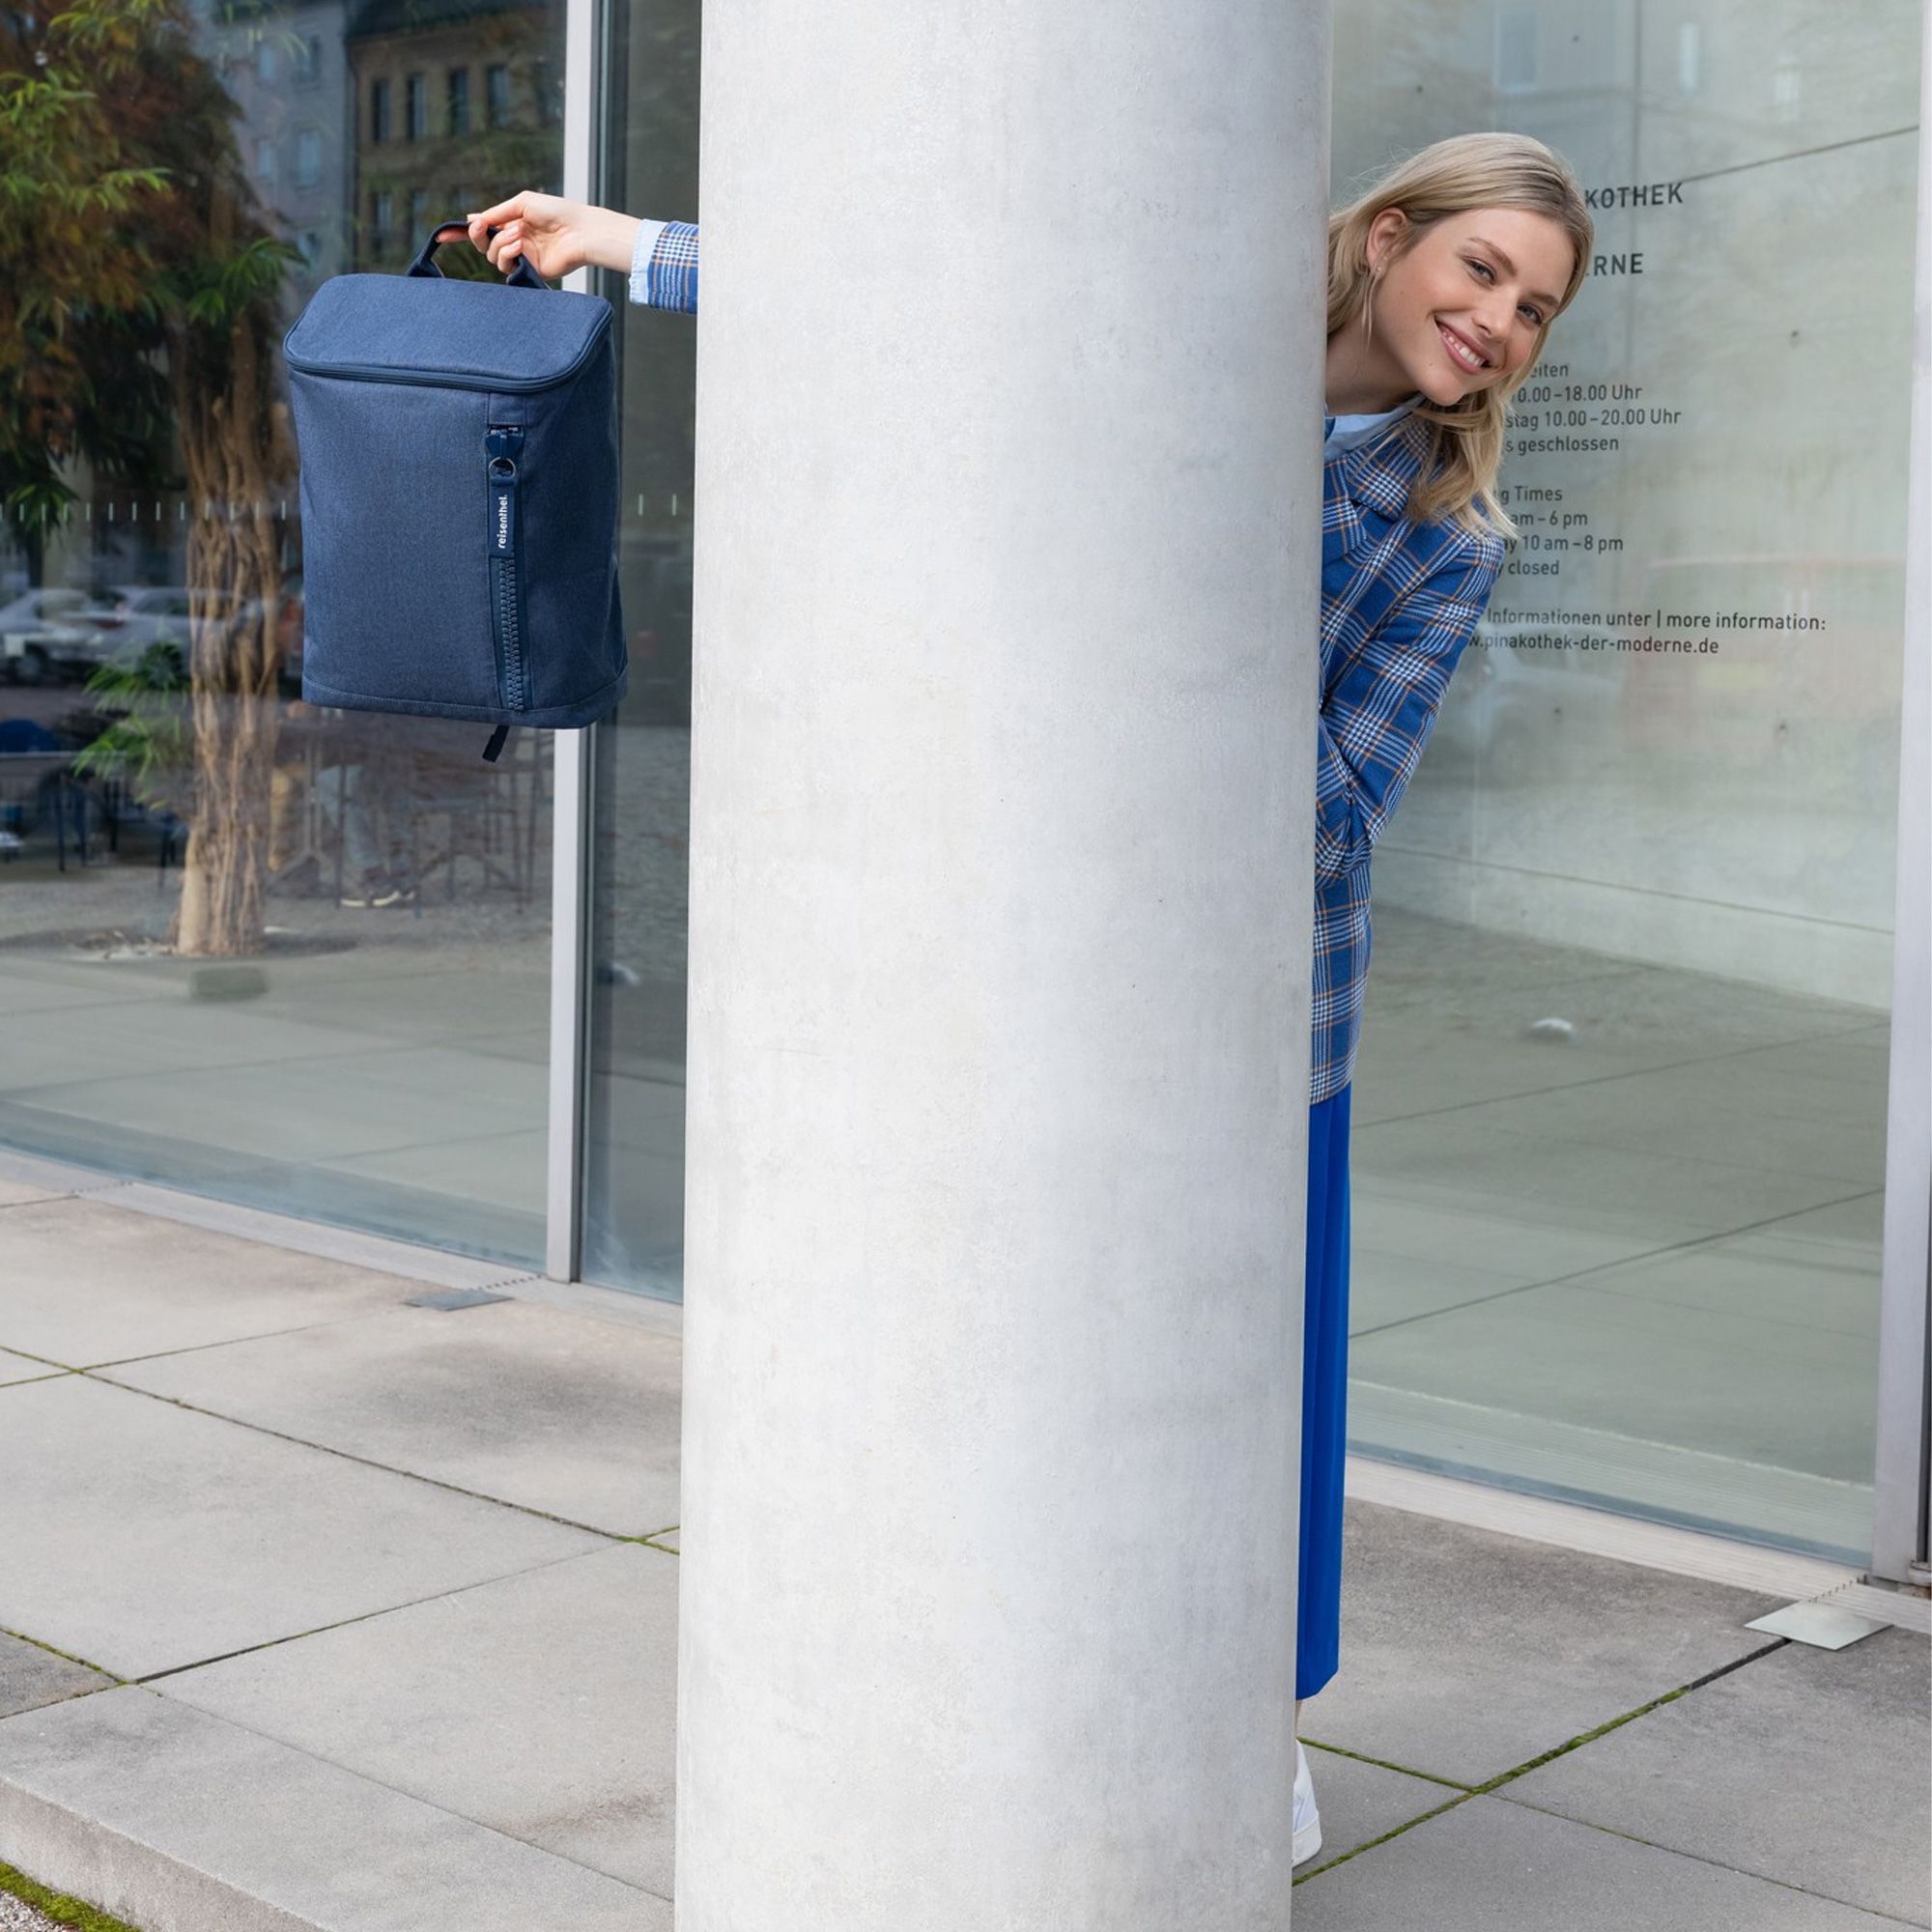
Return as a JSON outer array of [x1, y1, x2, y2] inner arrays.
[[408, 220, 550, 292]]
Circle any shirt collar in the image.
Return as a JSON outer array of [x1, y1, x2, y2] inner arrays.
[[1322, 391, 1424, 458]]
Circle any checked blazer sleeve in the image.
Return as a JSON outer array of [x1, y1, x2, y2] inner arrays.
[[1314, 532, 1504, 885], [626, 218, 699, 313]]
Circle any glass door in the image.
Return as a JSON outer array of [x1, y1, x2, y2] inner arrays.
[[1333, 0, 1920, 1560], [0, 0, 566, 1264]]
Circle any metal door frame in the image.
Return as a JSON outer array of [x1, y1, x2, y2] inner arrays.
[[1870, 0, 1932, 1589], [544, 0, 604, 1284]]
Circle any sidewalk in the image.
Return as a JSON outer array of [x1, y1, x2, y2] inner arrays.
[[0, 1150, 1925, 1932]]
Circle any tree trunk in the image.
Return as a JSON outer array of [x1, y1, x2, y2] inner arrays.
[[169, 285, 289, 957], [172, 513, 281, 956]]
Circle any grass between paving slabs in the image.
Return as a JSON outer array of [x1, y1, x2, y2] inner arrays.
[[0, 1861, 143, 1932], [1293, 1636, 1791, 1885]]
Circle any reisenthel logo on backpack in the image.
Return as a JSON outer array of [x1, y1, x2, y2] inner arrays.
[[496, 494, 510, 551]]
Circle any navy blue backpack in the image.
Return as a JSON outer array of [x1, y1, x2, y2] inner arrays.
[[283, 221, 627, 759]]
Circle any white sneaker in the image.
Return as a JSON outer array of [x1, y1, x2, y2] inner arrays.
[[1293, 1739, 1322, 1866]]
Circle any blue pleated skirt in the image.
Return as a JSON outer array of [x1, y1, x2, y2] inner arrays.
[[1297, 1081, 1351, 1701]]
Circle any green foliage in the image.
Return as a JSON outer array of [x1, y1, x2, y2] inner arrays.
[[72, 640, 192, 812], [0, 0, 291, 569], [2, 473, 77, 535], [0, 1858, 144, 1932], [48, 0, 173, 50], [179, 233, 301, 326]]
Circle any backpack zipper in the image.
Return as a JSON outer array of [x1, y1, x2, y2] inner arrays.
[[487, 426, 528, 711]]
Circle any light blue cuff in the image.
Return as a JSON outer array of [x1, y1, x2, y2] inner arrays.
[[627, 218, 669, 305]]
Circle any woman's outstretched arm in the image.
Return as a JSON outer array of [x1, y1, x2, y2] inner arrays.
[[465, 191, 698, 314]]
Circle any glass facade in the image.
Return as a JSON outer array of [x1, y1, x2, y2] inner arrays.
[[1333, 0, 1920, 1560], [0, 0, 565, 1266], [1, 0, 1921, 1561]]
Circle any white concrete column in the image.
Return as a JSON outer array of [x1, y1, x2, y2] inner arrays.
[[678, 4, 1333, 1923]]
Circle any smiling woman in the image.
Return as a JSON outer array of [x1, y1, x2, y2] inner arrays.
[[1292, 135, 1592, 1854]]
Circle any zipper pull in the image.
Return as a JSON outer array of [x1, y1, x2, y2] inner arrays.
[[495, 442, 526, 556]]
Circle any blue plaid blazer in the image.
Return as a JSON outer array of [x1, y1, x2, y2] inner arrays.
[[1311, 418, 1505, 1099], [628, 223, 1506, 1105]]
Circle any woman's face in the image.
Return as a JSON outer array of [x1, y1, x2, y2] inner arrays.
[[1364, 206, 1576, 405]]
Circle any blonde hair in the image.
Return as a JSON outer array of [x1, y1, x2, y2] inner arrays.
[[1328, 132, 1594, 542]]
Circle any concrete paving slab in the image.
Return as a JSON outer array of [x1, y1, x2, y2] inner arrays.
[[235, 955, 548, 1048], [0, 1151, 121, 1202], [163, 1544, 678, 1896], [1364, 930, 1875, 1062], [1763, 1190, 1888, 1250], [313, 1129, 548, 1219], [1713, 1027, 1894, 1086], [456, 1027, 551, 1066], [1347, 1242, 1538, 1332], [1300, 1500, 1786, 1787], [1291, 1790, 1900, 1929], [1621, 1040, 1889, 1133], [1368, 914, 1859, 1044], [0, 1353, 62, 1389], [1504, 1629, 1932, 1925], [1348, 1267, 1881, 1483], [1424, 1065, 1887, 1188], [1350, 1023, 1686, 1125], [1350, 1213, 1888, 1414], [1351, 1008, 1878, 1143], [1353, 1114, 1859, 1243], [0, 1636, 113, 1721], [1295, 1746, 1461, 1872], [103, 1299, 681, 1536], [6, 1043, 545, 1169], [490, 1273, 682, 1336], [0, 959, 166, 1014], [1560, 1230, 1881, 1340], [0, 1000, 381, 1093], [0, 1198, 428, 1365], [0, 1686, 667, 1932], [0, 1375, 603, 1678], [1350, 1186, 1663, 1286], [1364, 908, 1635, 997]]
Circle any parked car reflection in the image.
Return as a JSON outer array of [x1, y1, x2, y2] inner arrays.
[[0, 588, 95, 686], [80, 585, 259, 680]]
